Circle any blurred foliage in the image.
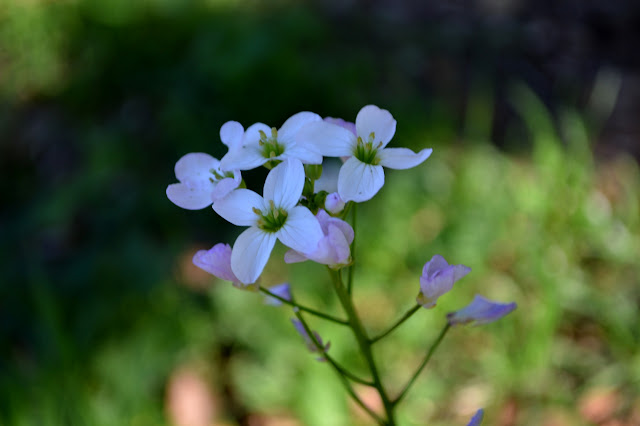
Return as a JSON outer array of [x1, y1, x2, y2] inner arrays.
[[1, 0, 639, 425]]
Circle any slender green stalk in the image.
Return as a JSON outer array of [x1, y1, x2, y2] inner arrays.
[[294, 311, 384, 424], [330, 268, 396, 425], [347, 203, 357, 295], [259, 287, 348, 325], [392, 324, 451, 407], [370, 304, 421, 344]]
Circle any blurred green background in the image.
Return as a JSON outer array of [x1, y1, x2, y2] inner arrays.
[[1, 0, 639, 425]]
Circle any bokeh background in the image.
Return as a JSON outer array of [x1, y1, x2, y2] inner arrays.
[[1, 0, 639, 425]]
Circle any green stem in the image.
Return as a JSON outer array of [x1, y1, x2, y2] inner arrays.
[[347, 203, 357, 295], [259, 287, 348, 325], [392, 324, 451, 407], [329, 268, 396, 425], [294, 311, 384, 424], [371, 304, 421, 344]]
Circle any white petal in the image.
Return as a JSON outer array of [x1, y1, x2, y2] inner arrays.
[[212, 188, 263, 226], [296, 121, 356, 157], [278, 111, 322, 138], [166, 182, 213, 210], [355, 105, 397, 148], [379, 147, 433, 170], [277, 206, 323, 254], [219, 145, 265, 171], [210, 175, 241, 202], [281, 143, 323, 164], [337, 157, 385, 202], [175, 152, 219, 181], [263, 159, 305, 209], [231, 227, 277, 284], [244, 122, 271, 145], [219, 121, 244, 148]]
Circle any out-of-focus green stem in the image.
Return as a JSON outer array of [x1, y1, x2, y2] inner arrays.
[[347, 203, 357, 295], [329, 268, 396, 426], [259, 287, 348, 325], [293, 311, 384, 424], [370, 304, 421, 344], [392, 324, 451, 407]]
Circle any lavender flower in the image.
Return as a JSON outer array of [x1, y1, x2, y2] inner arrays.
[[447, 295, 517, 326], [466, 409, 484, 426], [284, 209, 354, 269], [192, 244, 243, 288], [291, 319, 330, 357], [264, 283, 292, 306], [417, 255, 471, 309]]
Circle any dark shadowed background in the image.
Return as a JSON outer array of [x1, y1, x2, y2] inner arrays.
[[1, 1, 639, 425]]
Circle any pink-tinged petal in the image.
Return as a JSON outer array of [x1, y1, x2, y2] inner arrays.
[[192, 243, 238, 283], [324, 117, 356, 136], [284, 249, 308, 264], [296, 121, 356, 157], [337, 157, 385, 202], [219, 145, 265, 171], [219, 121, 244, 148], [278, 111, 322, 139], [212, 188, 263, 226], [166, 182, 213, 210], [467, 409, 484, 426], [263, 159, 305, 209], [418, 255, 471, 309], [175, 152, 219, 181], [379, 147, 433, 170], [231, 227, 277, 284], [210, 173, 241, 202], [355, 105, 397, 148], [322, 223, 352, 265], [277, 205, 323, 254], [447, 295, 517, 326], [316, 210, 354, 244], [280, 143, 323, 165]]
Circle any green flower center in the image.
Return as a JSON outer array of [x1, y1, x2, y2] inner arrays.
[[354, 132, 382, 165], [259, 127, 286, 160], [208, 168, 234, 183], [254, 200, 288, 233]]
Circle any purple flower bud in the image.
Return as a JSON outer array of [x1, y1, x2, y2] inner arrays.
[[264, 283, 292, 306], [447, 295, 516, 326], [466, 409, 484, 426], [192, 244, 241, 286], [324, 192, 345, 214], [417, 255, 471, 309], [291, 319, 330, 359]]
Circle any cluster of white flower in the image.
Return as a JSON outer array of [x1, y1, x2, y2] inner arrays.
[[167, 105, 432, 285]]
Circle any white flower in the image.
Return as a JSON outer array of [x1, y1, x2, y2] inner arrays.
[[213, 159, 324, 284], [166, 153, 241, 210], [298, 105, 433, 202], [219, 112, 323, 171], [284, 209, 353, 268]]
